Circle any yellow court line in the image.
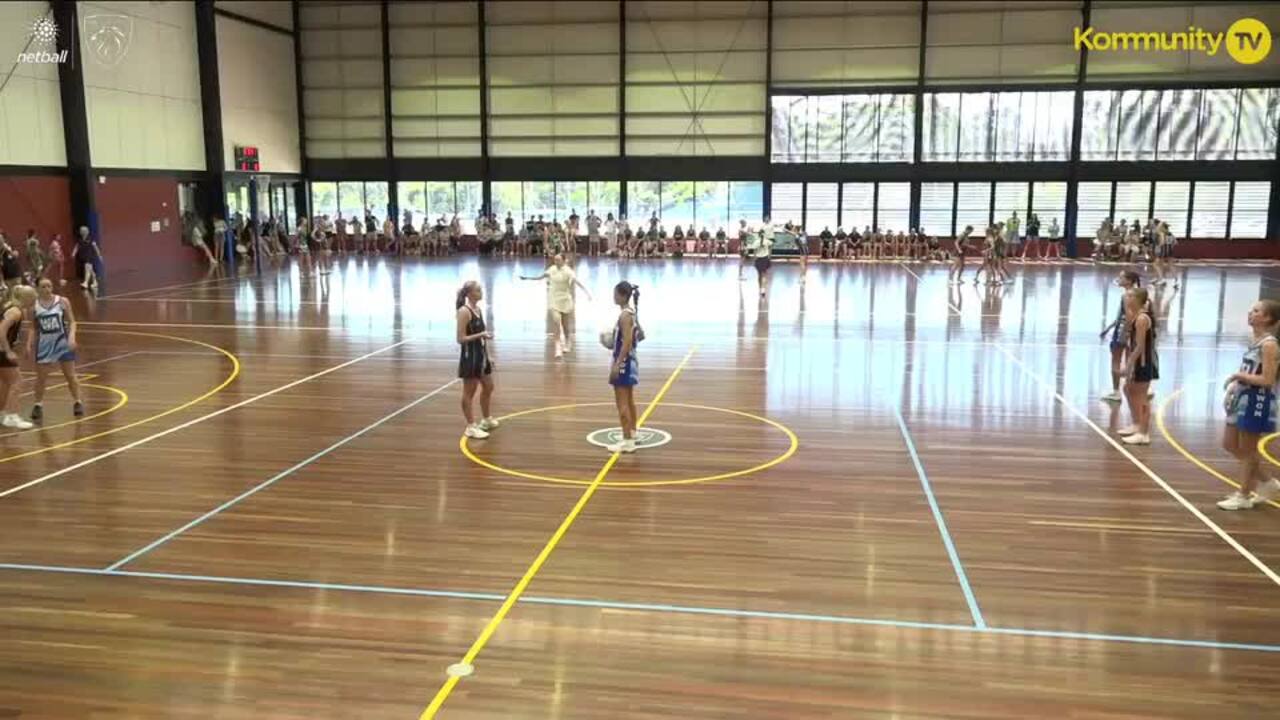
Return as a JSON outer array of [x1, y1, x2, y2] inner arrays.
[[0, 376, 130, 440], [0, 331, 240, 465], [1257, 431, 1280, 470], [1155, 386, 1280, 510], [419, 346, 697, 719], [460, 401, 798, 487]]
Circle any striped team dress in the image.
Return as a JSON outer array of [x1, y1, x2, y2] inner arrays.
[[458, 304, 492, 379]]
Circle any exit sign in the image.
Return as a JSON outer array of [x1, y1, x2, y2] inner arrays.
[[235, 145, 260, 171]]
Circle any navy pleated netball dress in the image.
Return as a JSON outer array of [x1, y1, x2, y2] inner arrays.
[[458, 304, 492, 378]]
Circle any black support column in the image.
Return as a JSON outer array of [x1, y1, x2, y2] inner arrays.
[[381, 0, 396, 222], [909, 0, 927, 232], [52, 0, 94, 235], [292, 0, 309, 221], [1063, 0, 1091, 256], [478, 0, 491, 214], [194, 0, 227, 226]]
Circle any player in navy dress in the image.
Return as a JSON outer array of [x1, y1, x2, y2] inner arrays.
[[456, 281, 499, 439], [1218, 299, 1280, 510], [1118, 288, 1158, 445], [1100, 271, 1141, 403], [607, 281, 641, 454], [0, 285, 35, 430], [29, 277, 83, 422]]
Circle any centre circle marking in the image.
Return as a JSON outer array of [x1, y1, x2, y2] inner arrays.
[[460, 402, 799, 487], [585, 426, 672, 450]]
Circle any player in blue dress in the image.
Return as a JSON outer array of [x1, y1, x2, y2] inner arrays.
[[1218, 299, 1280, 510], [607, 281, 641, 454], [29, 278, 83, 422]]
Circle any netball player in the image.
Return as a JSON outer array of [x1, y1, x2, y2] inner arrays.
[[457, 281, 498, 439], [607, 281, 641, 454], [1217, 300, 1280, 510], [47, 234, 66, 285], [0, 285, 35, 429], [1100, 271, 1141, 402], [751, 225, 774, 297], [949, 225, 974, 284], [28, 277, 82, 422], [1118, 288, 1158, 445], [521, 254, 592, 359]]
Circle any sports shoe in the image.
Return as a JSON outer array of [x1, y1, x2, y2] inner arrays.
[[607, 439, 637, 454], [1121, 433, 1150, 445], [1255, 478, 1280, 502], [563, 342, 572, 354], [1101, 391, 1122, 402], [2, 414, 33, 430], [1217, 492, 1255, 511], [463, 424, 490, 439], [478, 417, 500, 431], [1116, 425, 1139, 436], [30, 404, 42, 422], [554, 340, 563, 359], [72, 401, 84, 417]]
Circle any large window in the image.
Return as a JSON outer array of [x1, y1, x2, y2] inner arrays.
[[919, 183, 954, 237], [1190, 181, 1229, 238], [923, 90, 1072, 162], [804, 183, 838, 235], [310, 182, 338, 218], [1031, 182, 1066, 233], [625, 182, 760, 228], [397, 181, 483, 232], [316, 181, 391, 222], [771, 93, 915, 163], [770, 183, 803, 226], [1083, 87, 1280, 162], [627, 181, 661, 223], [1113, 181, 1151, 226], [1153, 182, 1190, 238], [840, 183, 874, 232], [729, 183, 764, 228], [1231, 182, 1271, 240], [955, 182, 991, 235], [1076, 182, 1112, 239], [877, 183, 910, 232], [993, 183, 1029, 228]]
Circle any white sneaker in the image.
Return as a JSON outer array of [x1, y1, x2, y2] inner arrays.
[[1217, 492, 1255, 511], [478, 417, 500, 431], [607, 439, 637, 454], [563, 342, 572, 354], [1, 414, 32, 430], [1255, 478, 1280, 502], [463, 424, 490, 439], [1116, 425, 1139, 436], [1121, 433, 1150, 445], [554, 340, 563, 359], [1101, 391, 1122, 402]]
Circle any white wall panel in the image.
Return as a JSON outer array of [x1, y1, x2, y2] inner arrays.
[[0, 1, 66, 166], [80, 0, 204, 169], [217, 15, 300, 173]]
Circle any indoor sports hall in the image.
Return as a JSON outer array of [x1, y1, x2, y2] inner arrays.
[[1, 1, 1279, 719]]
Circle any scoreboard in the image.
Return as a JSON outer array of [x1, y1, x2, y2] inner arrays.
[[234, 145, 260, 171]]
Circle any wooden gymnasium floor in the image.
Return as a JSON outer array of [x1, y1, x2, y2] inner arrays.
[[2, 254, 1280, 719]]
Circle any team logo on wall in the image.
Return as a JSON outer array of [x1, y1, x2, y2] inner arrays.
[[83, 14, 132, 67], [585, 427, 672, 450]]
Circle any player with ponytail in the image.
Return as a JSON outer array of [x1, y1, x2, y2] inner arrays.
[[456, 280, 498, 439], [606, 281, 642, 453]]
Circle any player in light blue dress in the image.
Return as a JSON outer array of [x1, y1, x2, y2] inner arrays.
[[607, 281, 641, 454], [30, 277, 83, 423], [1218, 299, 1280, 510]]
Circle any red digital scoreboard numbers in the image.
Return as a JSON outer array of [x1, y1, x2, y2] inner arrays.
[[234, 145, 260, 171]]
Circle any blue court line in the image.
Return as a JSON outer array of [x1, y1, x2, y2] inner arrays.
[[103, 378, 460, 572], [893, 407, 987, 629], [2, 561, 1279, 654]]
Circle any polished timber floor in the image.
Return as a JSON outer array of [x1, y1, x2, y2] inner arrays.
[[2, 254, 1280, 719]]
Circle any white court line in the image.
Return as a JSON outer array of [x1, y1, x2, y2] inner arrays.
[[994, 345, 1280, 587], [0, 340, 411, 500], [106, 377, 460, 571], [99, 274, 238, 300], [900, 261, 1280, 587]]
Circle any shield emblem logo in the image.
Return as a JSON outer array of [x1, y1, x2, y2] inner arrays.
[[82, 14, 132, 67]]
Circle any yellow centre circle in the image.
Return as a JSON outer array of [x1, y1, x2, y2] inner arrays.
[[1226, 18, 1271, 65], [460, 402, 799, 487]]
